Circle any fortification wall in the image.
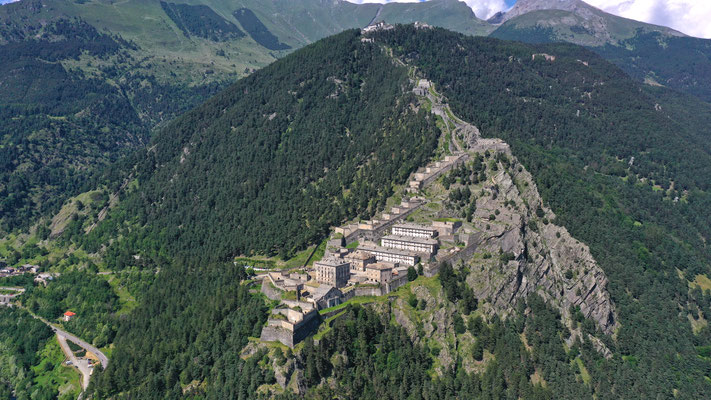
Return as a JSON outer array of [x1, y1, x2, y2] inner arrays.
[[342, 286, 384, 302], [260, 326, 295, 348], [419, 154, 468, 188], [260, 314, 322, 348], [261, 278, 283, 301]]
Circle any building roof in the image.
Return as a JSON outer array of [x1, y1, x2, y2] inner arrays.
[[314, 258, 349, 268], [344, 250, 375, 261], [393, 223, 437, 232], [359, 245, 419, 258], [311, 285, 342, 301], [366, 263, 394, 271], [64, 311, 76, 317], [382, 235, 439, 245]]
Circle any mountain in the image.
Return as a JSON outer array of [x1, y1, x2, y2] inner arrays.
[[490, 0, 711, 102], [493, 0, 683, 43], [0, 0, 495, 234], [81, 28, 440, 265], [52, 25, 710, 398], [2, 0, 710, 236]]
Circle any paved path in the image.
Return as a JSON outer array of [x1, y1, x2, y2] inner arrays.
[[53, 327, 108, 370], [56, 333, 92, 391], [423, 81, 481, 152], [18, 306, 109, 369], [0, 286, 25, 292]]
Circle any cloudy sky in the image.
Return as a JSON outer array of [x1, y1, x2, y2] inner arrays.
[[347, 0, 711, 39]]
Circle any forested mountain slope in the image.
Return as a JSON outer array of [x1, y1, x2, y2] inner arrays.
[[0, 0, 492, 234], [83, 29, 440, 265], [75, 26, 711, 398], [374, 26, 711, 398], [1, 0, 709, 233], [0, 1, 227, 232]]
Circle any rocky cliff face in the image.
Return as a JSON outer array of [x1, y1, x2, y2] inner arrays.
[[404, 76, 618, 336], [457, 140, 617, 335]]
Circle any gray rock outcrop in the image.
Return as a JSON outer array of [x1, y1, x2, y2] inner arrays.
[[462, 144, 617, 334]]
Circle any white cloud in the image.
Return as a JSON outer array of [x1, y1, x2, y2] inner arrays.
[[461, 0, 510, 20], [584, 0, 711, 38]]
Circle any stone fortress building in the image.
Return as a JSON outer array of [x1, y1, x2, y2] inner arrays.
[[314, 259, 350, 288], [381, 234, 438, 254], [391, 223, 438, 238], [259, 300, 321, 348], [258, 149, 466, 347]]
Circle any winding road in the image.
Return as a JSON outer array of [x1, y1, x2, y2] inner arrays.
[[18, 305, 109, 396], [56, 334, 92, 390], [53, 326, 108, 370]]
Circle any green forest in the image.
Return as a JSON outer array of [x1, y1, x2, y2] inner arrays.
[[3, 20, 711, 399], [160, 1, 245, 42], [491, 25, 711, 103], [87, 263, 268, 398], [0, 10, 229, 233], [0, 308, 79, 400], [82, 29, 439, 265], [233, 8, 291, 51], [71, 26, 711, 398], [373, 26, 711, 397]]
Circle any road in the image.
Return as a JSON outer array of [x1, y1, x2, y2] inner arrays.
[[18, 305, 109, 369], [422, 81, 480, 152], [53, 327, 108, 370], [17, 305, 109, 399], [56, 333, 92, 390]]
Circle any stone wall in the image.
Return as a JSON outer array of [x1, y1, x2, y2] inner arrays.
[[261, 278, 283, 301], [437, 237, 481, 267], [419, 154, 468, 188], [344, 202, 425, 246], [260, 325, 295, 348], [259, 314, 322, 348], [342, 286, 383, 302]]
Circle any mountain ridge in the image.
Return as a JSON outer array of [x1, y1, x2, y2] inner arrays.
[[74, 26, 711, 399]]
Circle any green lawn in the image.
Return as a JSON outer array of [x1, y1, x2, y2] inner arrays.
[[434, 217, 462, 223], [284, 239, 327, 268], [235, 238, 328, 270], [693, 274, 711, 292], [318, 296, 378, 315], [31, 337, 81, 400]]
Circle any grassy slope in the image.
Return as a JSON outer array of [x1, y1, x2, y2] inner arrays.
[[31, 337, 82, 400], [53, 0, 275, 84]]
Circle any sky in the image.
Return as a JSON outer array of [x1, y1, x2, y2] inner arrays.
[[346, 0, 711, 38]]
